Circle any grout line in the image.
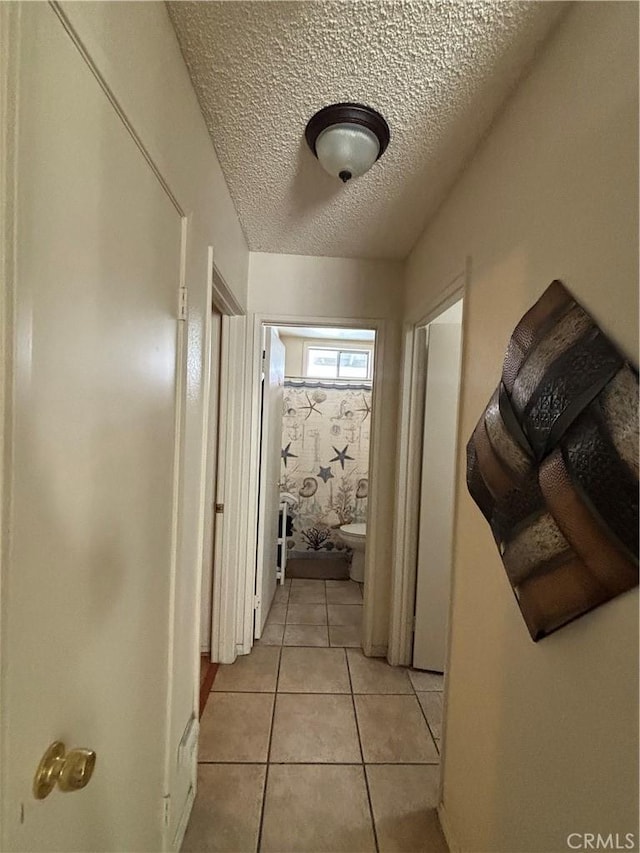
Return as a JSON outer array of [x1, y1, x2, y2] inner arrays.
[[275, 648, 285, 691], [268, 760, 442, 766], [408, 670, 417, 696], [197, 759, 442, 766], [346, 648, 380, 853], [197, 760, 268, 765], [199, 628, 443, 850], [256, 646, 282, 853], [211, 689, 423, 695], [414, 690, 441, 753], [324, 581, 330, 647]]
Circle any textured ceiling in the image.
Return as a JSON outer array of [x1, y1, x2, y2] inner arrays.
[[168, 1, 566, 259]]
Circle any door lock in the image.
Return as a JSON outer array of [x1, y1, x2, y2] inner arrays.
[[33, 741, 96, 800]]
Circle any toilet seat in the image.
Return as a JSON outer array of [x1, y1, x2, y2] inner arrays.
[[339, 522, 366, 540]]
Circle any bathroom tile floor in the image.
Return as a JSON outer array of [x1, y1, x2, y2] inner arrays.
[[183, 580, 447, 853], [261, 578, 364, 649]]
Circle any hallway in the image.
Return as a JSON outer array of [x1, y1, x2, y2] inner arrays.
[[3, 4, 637, 851], [184, 581, 446, 852]]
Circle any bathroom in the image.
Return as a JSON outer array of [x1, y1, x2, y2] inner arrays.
[[258, 324, 375, 649]]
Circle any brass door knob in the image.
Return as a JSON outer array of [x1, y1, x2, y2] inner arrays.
[[33, 741, 96, 800]]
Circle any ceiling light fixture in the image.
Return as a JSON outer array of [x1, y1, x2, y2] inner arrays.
[[305, 103, 390, 183]]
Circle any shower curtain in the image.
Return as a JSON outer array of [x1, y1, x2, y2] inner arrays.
[[280, 379, 372, 558]]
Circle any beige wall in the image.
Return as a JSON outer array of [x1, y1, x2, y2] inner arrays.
[[249, 252, 403, 319], [59, 2, 248, 305], [279, 335, 374, 378], [405, 3, 638, 851], [58, 2, 249, 844], [249, 252, 402, 652], [279, 335, 304, 376]]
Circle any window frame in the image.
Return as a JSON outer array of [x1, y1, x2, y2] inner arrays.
[[303, 343, 373, 380]]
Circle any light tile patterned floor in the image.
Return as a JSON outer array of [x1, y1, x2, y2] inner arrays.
[[183, 579, 447, 853], [260, 579, 364, 648]]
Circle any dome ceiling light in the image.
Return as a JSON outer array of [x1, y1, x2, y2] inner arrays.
[[305, 103, 391, 183]]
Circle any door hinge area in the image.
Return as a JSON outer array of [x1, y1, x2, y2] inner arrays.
[[254, 595, 261, 610], [178, 285, 188, 321], [163, 795, 171, 827]]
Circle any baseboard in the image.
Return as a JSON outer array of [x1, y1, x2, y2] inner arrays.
[[369, 644, 388, 658], [171, 784, 195, 853], [437, 802, 461, 853]]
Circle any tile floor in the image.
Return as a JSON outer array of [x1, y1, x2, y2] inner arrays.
[[183, 579, 447, 853], [259, 578, 364, 649]]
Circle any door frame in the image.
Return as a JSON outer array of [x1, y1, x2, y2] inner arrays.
[[199, 298, 222, 655], [388, 269, 468, 668], [241, 312, 388, 657], [254, 327, 286, 638], [388, 262, 469, 834], [412, 309, 463, 672], [197, 252, 247, 665]]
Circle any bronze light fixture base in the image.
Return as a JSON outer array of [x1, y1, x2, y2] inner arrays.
[[305, 103, 390, 182]]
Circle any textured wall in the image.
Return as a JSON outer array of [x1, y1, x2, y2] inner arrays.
[[405, 3, 638, 850]]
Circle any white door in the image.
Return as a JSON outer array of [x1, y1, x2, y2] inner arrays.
[[413, 317, 463, 672], [254, 328, 285, 636], [1, 5, 183, 850], [201, 308, 223, 653]]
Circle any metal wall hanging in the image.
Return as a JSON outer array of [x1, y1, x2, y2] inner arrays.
[[466, 280, 639, 640]]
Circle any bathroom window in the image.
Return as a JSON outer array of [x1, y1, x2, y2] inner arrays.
[[305, 346, 371, 380]]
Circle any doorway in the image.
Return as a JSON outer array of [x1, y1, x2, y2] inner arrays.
[[387, 281, 465, 820], [412, 299, 464, 672], [254, 324, 377, 650], [201, 305, 223, 656], [389, 276, 466, 670], [198, 261, 247, 668]]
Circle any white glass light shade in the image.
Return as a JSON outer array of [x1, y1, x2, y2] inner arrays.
[[314, 122, 381, 181]]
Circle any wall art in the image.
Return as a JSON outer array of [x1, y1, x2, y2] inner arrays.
[[466, 280, 639, 640]]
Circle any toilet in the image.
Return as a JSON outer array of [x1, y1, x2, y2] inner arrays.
[[338, 523, 366, 582]]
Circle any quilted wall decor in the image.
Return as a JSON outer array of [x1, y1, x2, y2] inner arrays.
[[466, 280, 639, 641]]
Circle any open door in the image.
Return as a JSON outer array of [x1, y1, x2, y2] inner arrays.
[[254, 328, 285, 636], [413, 305, 463, 672], [1, 6, 184, 850], [201, 307, 223, 655]]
